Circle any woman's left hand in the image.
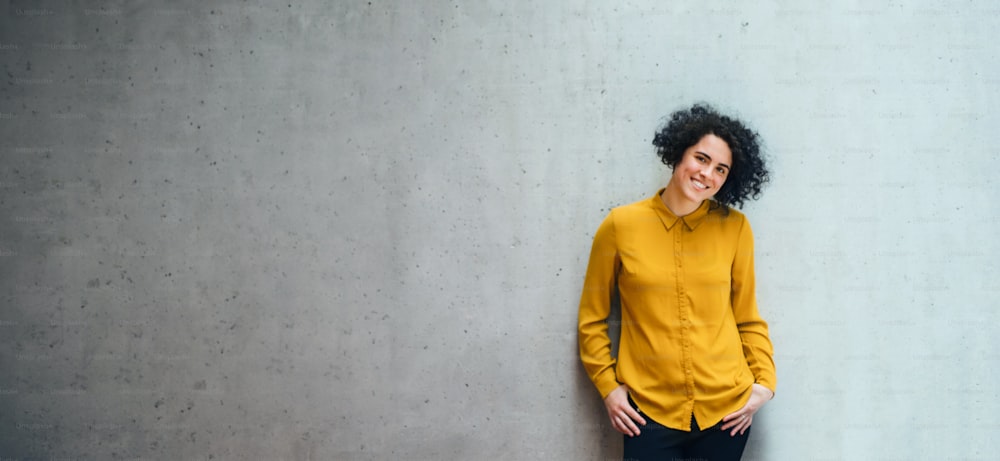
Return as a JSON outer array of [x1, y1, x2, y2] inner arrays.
[[720, 383, 774, 436]]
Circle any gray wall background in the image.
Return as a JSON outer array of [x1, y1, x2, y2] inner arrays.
[[2, 1, 999, 459]]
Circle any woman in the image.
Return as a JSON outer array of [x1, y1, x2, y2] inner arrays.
[[578, 104, 776, 460]]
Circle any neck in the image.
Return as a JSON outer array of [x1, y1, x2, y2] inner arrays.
[[660, 185, 701, 217]]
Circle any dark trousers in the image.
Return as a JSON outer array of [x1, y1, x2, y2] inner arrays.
[[623, 400, 750, 461]]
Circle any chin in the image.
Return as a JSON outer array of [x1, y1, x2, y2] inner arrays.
[[686, 188, 714, 203]]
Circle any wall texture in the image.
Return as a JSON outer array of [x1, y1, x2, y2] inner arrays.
[[2, 1, 999, 459]]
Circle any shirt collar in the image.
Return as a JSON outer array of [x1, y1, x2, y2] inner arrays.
[[649, 188, 713, 231]]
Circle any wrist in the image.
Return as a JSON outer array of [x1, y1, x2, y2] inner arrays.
[[753, 382, 774, 400]]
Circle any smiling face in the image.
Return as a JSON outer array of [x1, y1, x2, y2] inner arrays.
[[662, 134, 733, 215]]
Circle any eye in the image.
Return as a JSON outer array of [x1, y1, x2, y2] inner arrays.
[[716, 166, 727, 175], [695, 155, 707, 163]]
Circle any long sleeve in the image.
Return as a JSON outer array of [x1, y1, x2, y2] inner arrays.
[[578, 192, 777, 431], [577, 211, 622, 399], [730, 215, 777, 393]]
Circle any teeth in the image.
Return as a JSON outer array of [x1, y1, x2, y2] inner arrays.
[[692, 179, 709, 190]]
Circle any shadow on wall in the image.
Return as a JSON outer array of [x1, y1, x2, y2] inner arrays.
[[578, 283, 623, 458]]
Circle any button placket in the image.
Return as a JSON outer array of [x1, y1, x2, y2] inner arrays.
[[674, 227, 696, 404]]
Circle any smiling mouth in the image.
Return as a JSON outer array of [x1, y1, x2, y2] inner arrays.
[[692, 178, 710, 190]]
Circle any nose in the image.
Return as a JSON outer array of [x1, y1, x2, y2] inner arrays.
[[699, 163, 713, 179]]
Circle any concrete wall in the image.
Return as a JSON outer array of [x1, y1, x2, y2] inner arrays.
[[2, 1, 999, 459]]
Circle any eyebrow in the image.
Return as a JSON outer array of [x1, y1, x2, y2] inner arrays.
[[696, 151, 731, 171]]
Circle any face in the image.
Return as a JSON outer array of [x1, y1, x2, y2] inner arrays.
[[667, 134, 733, 205]]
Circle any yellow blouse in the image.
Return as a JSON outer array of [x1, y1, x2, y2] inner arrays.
[[578, 189, 776, 432]]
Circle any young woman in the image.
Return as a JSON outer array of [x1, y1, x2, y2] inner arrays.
[[578, 104, 777, 460]]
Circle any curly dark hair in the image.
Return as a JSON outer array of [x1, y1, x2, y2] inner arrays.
[[652, 103, 769, 210]]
